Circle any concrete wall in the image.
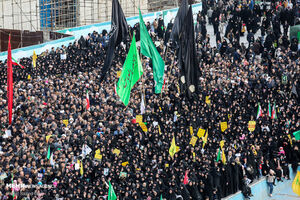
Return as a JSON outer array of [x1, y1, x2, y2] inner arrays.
[[223, 166, 300, 200]]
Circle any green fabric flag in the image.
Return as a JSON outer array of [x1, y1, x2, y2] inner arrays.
[[216, 147, 221, 162], [116, 33, 143, 106], [108, 181, 117, 200], [47, 146, 51, 160], [139, 9, 165, 93], [293, 130, 300, 140]]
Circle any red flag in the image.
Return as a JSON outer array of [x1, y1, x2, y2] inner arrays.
[[183, 170, 189, 185], [86, 89, 90, 110], [7, 35, 13, 125]]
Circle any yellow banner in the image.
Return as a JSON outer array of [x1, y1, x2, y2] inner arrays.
[[136, 115, 143, 123], [190, 136, 198, 147], [197, 128, 205, 138], [190, 126, 193, 136], [221, 122, 228, 132], [95, 149, 103, 160], [63, 119, 69, 127], [121, 161, 129, 166], [139, 122, 148, 132], [113, 148, 121, 156], [248, 121, 256, 132]]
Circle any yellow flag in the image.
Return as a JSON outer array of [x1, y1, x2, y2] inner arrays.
[[190, 136, 198, 147], [193, 152, 196, 162], [63, 119, 69, 127], [251, 145, 257, 156], [80, 161, 84, 176], [33, 50, 37, 67], [176, 84, 180, 94], [190, 126, 193, 136], [220, 140, 225, 149], [292, 171, 300, 196], [197, 128, 205, 138], [202, 130, 208, 148], [169, 136, 177, 159], [136, 115, 143, 123], [27, 75, 31, 80], [139, 122, 148, 132], [220, 122, 228, 132], [205, 96, 211, 105], [113, 148, 121, 156], [248, 121, 256, 132], [46, 135, 52, 143], [222, 149, 226, 164], [288, 134, 293, 146], [158, 125, 162, 135], [94, 149, 102, 160], [176, 146, 180, 153], [121, 161, 129, 166]]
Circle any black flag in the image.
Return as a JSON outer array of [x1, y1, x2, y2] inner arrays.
[[179, 6, 199, 99], [170, 0, 188, 45], [100, 0, 128, 82]]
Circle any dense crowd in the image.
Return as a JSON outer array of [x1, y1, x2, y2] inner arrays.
[[0, 0, 299, 200]]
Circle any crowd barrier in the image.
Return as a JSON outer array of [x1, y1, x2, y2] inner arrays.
[[0, 3, 202, 62], [223, 166, 300, 200]]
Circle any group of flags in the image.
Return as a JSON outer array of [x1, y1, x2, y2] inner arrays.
[[103, 0, 165, 106], [106, 0, 200, 106], [256, 102, 277, 119]]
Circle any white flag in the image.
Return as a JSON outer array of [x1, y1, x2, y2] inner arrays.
[[140, 93, 145, 114], [81, 144, 92, 158]]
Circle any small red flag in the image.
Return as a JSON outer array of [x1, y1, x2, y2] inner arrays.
[[7, 35, 13, 125], [86, 89, 90, 110], [183, 170, 189, 185]]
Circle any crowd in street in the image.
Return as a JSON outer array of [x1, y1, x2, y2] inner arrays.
[[0, 0, 299, 199]]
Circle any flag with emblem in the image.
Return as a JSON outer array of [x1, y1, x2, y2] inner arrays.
[[108, 181, 117, 200], [116, 34, 143, 106], [169, 136, 177, 159]]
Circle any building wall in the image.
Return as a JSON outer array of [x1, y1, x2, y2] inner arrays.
[[0, 0, 149, 31], [79, 0, 148, 26], [0, 0, 40, 31]]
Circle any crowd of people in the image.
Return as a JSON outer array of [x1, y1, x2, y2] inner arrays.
[[0, 0, 299, 199]]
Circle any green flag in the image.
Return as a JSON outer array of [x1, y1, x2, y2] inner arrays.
[[160, 194, 163, 200], [293, 130, 300, 140], [139, 9, 165, 93], [216, 147, 221, 162], [47, 145, 51, 160], [116, 33, 143, 106], [108, 181, 117, 200]]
